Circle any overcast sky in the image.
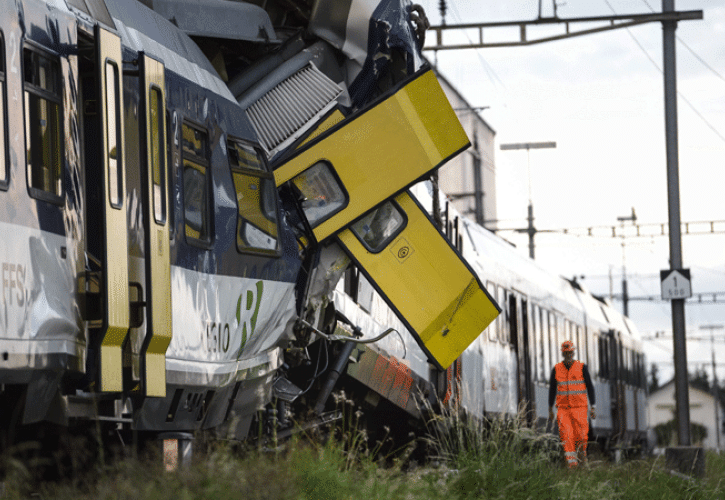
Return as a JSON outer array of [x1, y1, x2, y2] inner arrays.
[[418, 0, 725, 383]]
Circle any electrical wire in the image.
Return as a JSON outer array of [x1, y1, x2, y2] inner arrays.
[[639, 0, 725, 84], [603, 0, 725, 144]]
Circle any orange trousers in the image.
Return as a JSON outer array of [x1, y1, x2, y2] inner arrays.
[[557, 407, 589, 468]]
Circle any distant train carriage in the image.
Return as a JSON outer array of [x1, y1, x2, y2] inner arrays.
[[325, 184, 648, 452]]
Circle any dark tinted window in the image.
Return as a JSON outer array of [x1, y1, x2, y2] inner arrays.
[[182, 123, 210, 244], [0, 34, 7, 186], [228, 139, 279, 254], [24, 47, 62, 202]]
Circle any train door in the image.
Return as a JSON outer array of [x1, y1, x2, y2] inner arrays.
[[510, 295, 534, 419], [79, 26, 130, 392], [138, 54, 172, 398], [273, 68, 470, 243], [607, 330, 626, 440], [335, 191, 500, 370]]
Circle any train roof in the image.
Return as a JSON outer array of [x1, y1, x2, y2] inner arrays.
[[101, 0, 237, 102], [410, 182, 643, 348]]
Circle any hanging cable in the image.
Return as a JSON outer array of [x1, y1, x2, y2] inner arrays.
[[602, 0, 725, 144]]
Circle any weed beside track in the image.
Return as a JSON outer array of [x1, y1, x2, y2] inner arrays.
[[1, 408, 723, 500]]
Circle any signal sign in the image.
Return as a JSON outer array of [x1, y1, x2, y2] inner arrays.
[[660, 269, 692, 300]]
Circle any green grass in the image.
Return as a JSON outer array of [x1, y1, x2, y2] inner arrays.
[[1, 411, 724, 500]]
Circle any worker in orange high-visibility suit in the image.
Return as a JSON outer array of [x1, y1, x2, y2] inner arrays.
[[548, 341, 596, 468]]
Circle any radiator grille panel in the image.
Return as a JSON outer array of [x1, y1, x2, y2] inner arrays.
[[246, 64, 343, 153]]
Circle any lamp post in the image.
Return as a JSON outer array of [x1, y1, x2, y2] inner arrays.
[[699, 324, 723, 451], [499, 141, 556, 259], [617, 208, 637, 316]]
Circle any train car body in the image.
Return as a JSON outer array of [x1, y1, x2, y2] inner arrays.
[[0, 0, 311, 440], [0, 0, 645, 460], [330, 183, 649, 450], [0, 0, 500, 451]]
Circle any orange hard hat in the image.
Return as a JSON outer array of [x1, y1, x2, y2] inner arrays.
[[561, 341, 575, 352]]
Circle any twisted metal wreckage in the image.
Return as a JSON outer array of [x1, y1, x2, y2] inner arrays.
[[0, 0, 648, 464], [0, 0, 502, 458]]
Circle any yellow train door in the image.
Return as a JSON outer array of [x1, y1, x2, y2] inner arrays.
[[274, 68, 470, 243], [139, 53, 172, 397], [95, 26, 130, 392], [336, 191, 500, 370]]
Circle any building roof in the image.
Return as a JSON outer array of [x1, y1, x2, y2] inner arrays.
[[649, 378, 715, 401]]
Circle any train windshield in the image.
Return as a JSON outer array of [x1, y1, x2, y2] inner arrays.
[[290, 161, 347, 227], [228, 139, 279, 253]]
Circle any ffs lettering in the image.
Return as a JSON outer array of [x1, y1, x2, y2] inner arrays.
[[2, 263, 26, 307]]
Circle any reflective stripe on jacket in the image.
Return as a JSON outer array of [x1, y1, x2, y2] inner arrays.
[[555, 361, 588, 408]]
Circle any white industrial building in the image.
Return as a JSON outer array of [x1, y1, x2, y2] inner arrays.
[[648, 380, 723, 451]]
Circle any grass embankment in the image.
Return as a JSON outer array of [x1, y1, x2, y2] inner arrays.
[[1, 410, 723, 499]]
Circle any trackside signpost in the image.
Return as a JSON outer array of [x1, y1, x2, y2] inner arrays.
[[660, 269, 692, 300]]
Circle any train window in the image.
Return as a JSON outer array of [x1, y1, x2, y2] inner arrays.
[[228, 139, 279, 254], [591, 333, 599, 378], [486, 282, 497, 342], [550, 314, 558, 356], [529, 304, 536, 380], [531, 304, 539, 381], [577, 325, 586, 365], [542, 310, 550, 379], [498, 288, 508, 344], [24, 46, 63, 203], [537, 307, 545, 380], [599, 336, 608, 378], [290, 161, 348, 227], [105, 61, 122, 209], [598, 336, 604, 378], [626, 349, 634, 385], [350, 200, 406, 253], [0, 33, 7, 187], [182, 122, 210, 244], [150, 87, 166, 224]]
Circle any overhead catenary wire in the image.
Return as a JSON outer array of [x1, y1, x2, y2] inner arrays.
[[602, 0, 725, 144], [639, 0, 725, 84]]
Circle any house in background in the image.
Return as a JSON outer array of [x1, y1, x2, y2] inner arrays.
[[648, 379, 722, 450]]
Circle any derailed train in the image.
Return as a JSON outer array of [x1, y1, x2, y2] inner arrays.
[[0, 0, 646, 458], [328, 183, 649, 451]]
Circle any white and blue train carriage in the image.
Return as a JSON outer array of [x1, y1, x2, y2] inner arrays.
[[0, 0, 305, 444], [328, 182, 648, 452]]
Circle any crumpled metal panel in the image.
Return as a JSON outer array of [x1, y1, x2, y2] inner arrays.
[[65, 0, 116, 28], [149, 0, 278, 43], [309, 0, 424, 107], [166, 264, 297, 368]]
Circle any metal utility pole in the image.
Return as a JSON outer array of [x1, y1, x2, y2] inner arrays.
[[499, 141, 556, 259], [663, 0, 690, 447], [617, 208, 637, 317], [425, 1, 702, 452]]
